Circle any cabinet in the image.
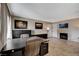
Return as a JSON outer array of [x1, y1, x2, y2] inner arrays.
[[39, 42, 48, 56]]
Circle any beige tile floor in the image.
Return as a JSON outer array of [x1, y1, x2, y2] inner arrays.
[[45, 38, 79, 56]]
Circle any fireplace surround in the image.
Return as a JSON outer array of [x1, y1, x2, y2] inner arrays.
[[60, 33, 68, 40]]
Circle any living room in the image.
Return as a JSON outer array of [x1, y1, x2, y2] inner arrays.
[[0, 3, 79, 56]]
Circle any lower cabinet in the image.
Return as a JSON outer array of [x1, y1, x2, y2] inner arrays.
[[39, 42, 48, 56]]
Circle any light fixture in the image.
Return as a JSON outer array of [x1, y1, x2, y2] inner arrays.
[[47, 27, 50, 30]]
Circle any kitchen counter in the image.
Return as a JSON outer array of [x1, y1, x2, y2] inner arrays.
[[0, 37, 49, 56], [0, 39, 26, 56]]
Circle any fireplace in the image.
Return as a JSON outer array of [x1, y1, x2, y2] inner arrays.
[[60, 33, 68, 40]]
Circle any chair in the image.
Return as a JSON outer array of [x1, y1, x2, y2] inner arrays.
[[25, 39, 42, 56]]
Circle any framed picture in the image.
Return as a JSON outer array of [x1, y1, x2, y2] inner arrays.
[[35, 22, 43, 29], [15, 20, 28, 29]]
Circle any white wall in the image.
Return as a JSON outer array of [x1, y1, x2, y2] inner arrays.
[[11, 16, 52, 37], [52, 23, 58, 38], [69, 19, 79, 42], [52, 18, 79, 42], [52, 20, 71, 40]]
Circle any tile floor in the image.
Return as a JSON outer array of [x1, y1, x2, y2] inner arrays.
[[45, 38, 79, 56]]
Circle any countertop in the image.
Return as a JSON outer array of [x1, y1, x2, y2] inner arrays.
[[0, 36, 49, 52]]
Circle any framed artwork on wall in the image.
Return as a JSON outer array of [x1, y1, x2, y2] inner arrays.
[[35, 22, 43, 29], [15, 20, 28, 29]]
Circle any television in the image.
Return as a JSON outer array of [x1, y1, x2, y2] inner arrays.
[[15, 20, 28, 29], [59, 23, 68, 28], [35, 22, 43, 29]]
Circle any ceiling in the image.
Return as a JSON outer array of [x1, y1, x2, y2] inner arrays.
[[7, 3, 79, 23]]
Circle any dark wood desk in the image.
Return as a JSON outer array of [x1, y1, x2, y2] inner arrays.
[[0, 39, 26, 56]]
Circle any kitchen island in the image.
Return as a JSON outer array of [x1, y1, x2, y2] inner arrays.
[[0, 37, 49, 56]]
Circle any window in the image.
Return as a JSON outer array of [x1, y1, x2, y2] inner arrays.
[[7, 15, 12, 39]]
